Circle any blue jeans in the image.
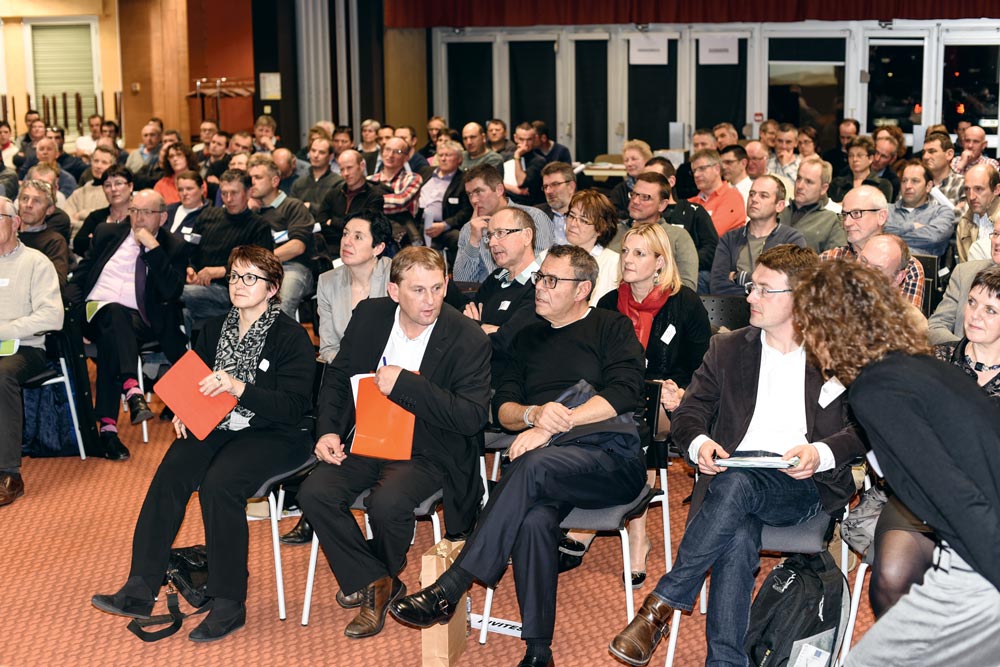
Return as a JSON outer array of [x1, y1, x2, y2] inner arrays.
[[652, 468, 822, 667], [279, 261, 314, 319], [182, 282, 232, 331]]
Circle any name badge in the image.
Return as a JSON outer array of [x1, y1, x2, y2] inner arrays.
[[818, 377, 846, 408], [184, 233, 202, 245], [447, 197, 459, 205], [499, 300, 511, 311], [272, 229, 289, 243], [0, 278, 9, 287], [181, 226, 193, 234], [660, 324, 676, 345], [259, 359, 270, 372]]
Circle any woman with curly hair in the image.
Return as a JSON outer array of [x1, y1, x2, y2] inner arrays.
[[793, 259, 1000, 667]]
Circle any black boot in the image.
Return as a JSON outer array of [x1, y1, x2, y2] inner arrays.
[[280, 516, 313, 545], [188, 598, 246, 642], [92, 575, 156, 619]]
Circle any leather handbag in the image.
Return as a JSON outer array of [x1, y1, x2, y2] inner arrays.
[[127, 545, 211, 642]]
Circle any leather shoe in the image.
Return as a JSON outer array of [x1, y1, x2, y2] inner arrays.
[[189, 598, 246, 642], [558, 535, 589, 573], [126, 393, 154, 424], [389, 582, 457, 628], [279, 516, 313, 545], [517, 657, 555, 667], [337, 587, 363, 609], [91, 576, 155, 619], [608, 594, 675, 666], [100, 432, 130, 461], [344, 576, 405, 639], [0, 472, 25, 507]]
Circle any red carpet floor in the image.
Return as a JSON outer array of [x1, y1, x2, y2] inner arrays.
[[1, 391, 874, 666]]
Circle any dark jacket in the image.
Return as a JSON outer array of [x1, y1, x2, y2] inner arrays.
[[672, 326, 865, 513], [196, 312, 316, 434], [597, 285, 711, 388], [710, 223, 807, 295], [318, 297, 492, 534], [68, 223, 191, 360], [315, 180, 386, 254], [666, 200, 719, 272]]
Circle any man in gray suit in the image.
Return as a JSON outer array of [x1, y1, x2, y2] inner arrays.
[[928, 215, 1000, 345]]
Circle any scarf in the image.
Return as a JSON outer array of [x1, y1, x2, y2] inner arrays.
[[617, 285, 671, 349], [213, 299, 281, 429]]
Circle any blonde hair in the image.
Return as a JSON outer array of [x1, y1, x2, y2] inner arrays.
[[620, 223, 682, 295], [622, 139, 653, 161]]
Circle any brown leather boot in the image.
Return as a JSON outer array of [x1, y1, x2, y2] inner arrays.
[[608, 594, 675, 666], [344, 576, 406, 639]]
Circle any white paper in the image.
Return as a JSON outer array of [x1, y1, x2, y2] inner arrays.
[[0, 278, 9, 287], [503, 159, 518, 189], [660, 324, 677, 345], [699, 35, 739, 65], [629, 33, 669, 66], [499, 300, 511, 311], [351, 373, 376, 407], [818, 377, 846, 408], [791, 645, 831, 667]]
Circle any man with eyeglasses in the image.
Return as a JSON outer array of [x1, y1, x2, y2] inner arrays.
[[744, 140, 770, 182], [610, 243, 864, 667], [711, 175, 807, 295], [370, 137, 423, 247], [820, 185, 925, 308], [452, 163, 553, 283], [536, 161, 577, 244], [720, 145, 752, 208], [688, 149, 746, 237], [956, 164, 1000, 262], [0, 195, 63, 507], [67, 190, 190, 461], [183, 170, 274, 326], [415, 139, 472, 258], [392, 244, 647, 667], [462, 207, 541, 387]]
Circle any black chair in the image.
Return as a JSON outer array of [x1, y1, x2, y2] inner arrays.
[[912, 253, 944, 317], [699, 294, 751, 333]]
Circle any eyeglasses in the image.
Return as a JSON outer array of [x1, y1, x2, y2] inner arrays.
[[627, 191, 654, 203], [228, 270, 271, 287], [542, 180, 572, 192], [127, 207, 163, 217], [838, 209, 881, 221], [482, 228, 526, 243], [989, 231, 1000, 239], [531, 271, 587, 289], [744, 282, 792, 298], [0, 213, 16, 222], [566, 211, 594, 226], [383, 148, 407, 156], [692, 164, 716, 174]]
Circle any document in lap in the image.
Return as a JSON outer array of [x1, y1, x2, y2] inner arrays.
[[153, 349, 237, 440], [350, 373, 415, 460]]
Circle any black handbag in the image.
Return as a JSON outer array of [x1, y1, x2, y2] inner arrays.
[[127, 545, 211, 642]]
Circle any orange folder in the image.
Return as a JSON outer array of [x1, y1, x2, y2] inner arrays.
[[350, 375, 416, 460], [153, 349, 238, 441]]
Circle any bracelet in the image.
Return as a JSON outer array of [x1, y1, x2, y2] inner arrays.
[[523, 405, 535, 428]]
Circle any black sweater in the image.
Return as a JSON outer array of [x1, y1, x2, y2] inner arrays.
[[473, 268, 541, 387]]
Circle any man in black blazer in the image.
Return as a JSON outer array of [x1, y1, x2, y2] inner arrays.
[[417, 139, 472, 261], [68, 190, 189, 461], [297, 247, 491, 640], [315, 149, 386, 258], [609, 244, 865, 667]]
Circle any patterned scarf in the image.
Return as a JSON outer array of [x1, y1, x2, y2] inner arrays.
[[213, 300, 281, 429]]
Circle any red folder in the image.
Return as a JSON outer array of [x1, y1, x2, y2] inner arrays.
[[153, 349, 238, 440], [350, 375, 416, 460]]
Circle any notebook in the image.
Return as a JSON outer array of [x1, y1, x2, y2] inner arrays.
[[153, 349, 238, 440]]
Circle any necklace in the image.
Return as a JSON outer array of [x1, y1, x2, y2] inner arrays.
[[965, 352, 1000, 372]]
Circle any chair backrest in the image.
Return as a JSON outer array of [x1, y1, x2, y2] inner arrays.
[[699, 294, 751, 333], [911, 252, 942, 317]]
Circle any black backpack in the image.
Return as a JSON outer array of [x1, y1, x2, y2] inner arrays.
[[744, 551, 849, 667]]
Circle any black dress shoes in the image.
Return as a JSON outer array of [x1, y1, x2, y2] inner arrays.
[[557, 535, 590, 573], [100, 432, 130, 461], [344, 576, 406, 639], [389, 582, 457, 628], [279, 516, 313, 545], [91, 576, 155, 619], [517, 657, 555, 667], [188, 598, 246, 642], [126, 393, 154, 424], [0, 472, 25, 507]]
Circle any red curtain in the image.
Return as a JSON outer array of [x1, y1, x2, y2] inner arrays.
[[384, 1, 1000, 29]]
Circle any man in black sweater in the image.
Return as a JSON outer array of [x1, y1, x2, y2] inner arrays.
[[183, 170, 273, 325], [462, 207, 541, 387], [391, 244, 647, 667]]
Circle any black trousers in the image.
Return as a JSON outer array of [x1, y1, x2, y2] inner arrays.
[[454, 444, 645, 640], [84, 303, 186, 420], [0, 346, 47, 469], [129, 427, 312, 601], [298, 454, 445, 595]]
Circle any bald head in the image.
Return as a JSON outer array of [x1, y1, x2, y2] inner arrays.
[[272, 148, 296, 178], [964, 125, 988, 160], [744, 141, 768, 179], [462, 122, 487, 157], [859, 234, 907, 287], [130, 189, 167, 235]]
